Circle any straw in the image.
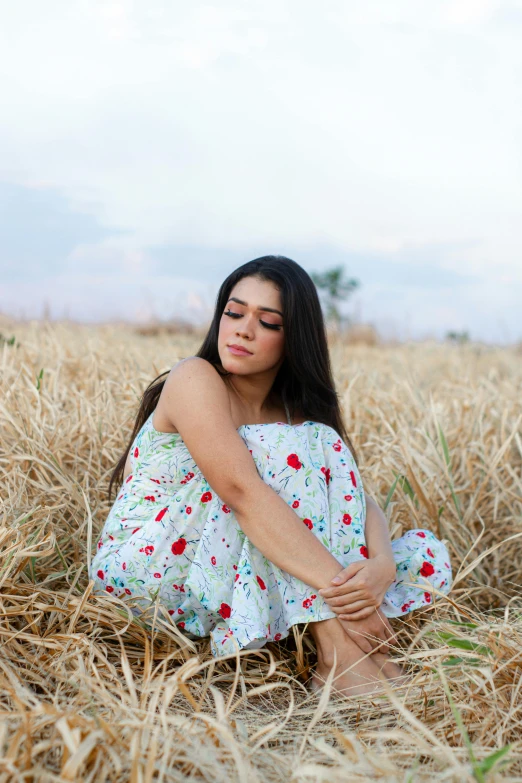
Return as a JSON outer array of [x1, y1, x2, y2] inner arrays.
[[0, 319, 521, 780]]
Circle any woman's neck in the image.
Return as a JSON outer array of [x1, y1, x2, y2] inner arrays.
[[225, 371, 280, 422]]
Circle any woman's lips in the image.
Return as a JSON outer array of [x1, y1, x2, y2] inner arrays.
[[228, 345, 253, 356]]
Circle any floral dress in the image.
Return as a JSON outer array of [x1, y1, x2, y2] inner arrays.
[[90, 406, 452, 657]]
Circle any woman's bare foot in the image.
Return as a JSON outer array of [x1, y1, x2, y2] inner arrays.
[[370, 652, 410, 684], [308, 618, 386, 698], [310, 654, 410, 695]]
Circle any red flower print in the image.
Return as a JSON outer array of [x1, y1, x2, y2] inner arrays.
[[274, 633, 282, 641], [125, 588, 132, 595], [350, 470, 357, 487], [154, 572, 161, 578], [287, 453, 302, 470], [126, 474, 133, 483], [292, 500, 300, 508], [333, 439, 342, 452], [168, 609, 175, 615], [344, 494, 352, 501], [222, 504, 231, 513], [106, 585, 114, 593], [424, 592, 432, 603], [444, 562, 450, 569], [134, 447, 139, 458], [211, 556, 217, 566], [303, 518, 313, 529], [122, 563, 127, 571], [235, 573, 240, 582], [233, 564, 237, 570], [178, 608, 184, 614], [218, 603, 231, 619], [178, 621, 186, 628], [302, 598, 312, 609], [342, 513, 352, 525], [420, 561, 435, 577], [427, 548, 435, 558], [151, 478, 160, 485], [321, 466, 331, 485], [97, 539, 103, 549], [180, 585, 185, 592], [360, 546, 369, 558], [256, 575, 266, 590], [96, 569, 104, 580], [132, 527, 140, 534], [186, 506, 192, 514], [171, 538, 187, 556], [155, 507, 169, 522], [108, 535, 114, 541], [144, 495, 156, 502], [401, 603, 409, 612], [416, 531, 426, 538], [201, 491, 212, 503]]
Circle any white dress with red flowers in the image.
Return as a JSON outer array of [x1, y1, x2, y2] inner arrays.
[[90, 408, 452, 657]]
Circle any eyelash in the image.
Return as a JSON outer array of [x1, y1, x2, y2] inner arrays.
[[224, 309, 282, 331]]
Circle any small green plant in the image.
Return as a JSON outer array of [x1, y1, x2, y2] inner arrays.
[[439, 669, 512, 781], [36, 368, 44, 391], [383, 472, 417, 511], [0, 333, 18, 347]]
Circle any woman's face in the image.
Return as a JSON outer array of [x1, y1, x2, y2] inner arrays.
[[217, 275, 285, 375]]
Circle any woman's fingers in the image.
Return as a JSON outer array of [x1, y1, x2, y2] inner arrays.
[[345, 626, 388, 653], [319, 579, 364, 599], [323, 590, 368, 608], [333, 599, 375, 615], [342, 629, 374, 654], [347, 631, 375, 654], [340, 607, 376, 621], [379, 613, 397, 642], [371, 638, 390, 654]]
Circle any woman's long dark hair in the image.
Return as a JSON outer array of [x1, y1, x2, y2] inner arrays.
[[108, 255, 357, 499]]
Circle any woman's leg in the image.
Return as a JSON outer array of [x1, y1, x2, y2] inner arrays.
[[308, 617, 387, 696]]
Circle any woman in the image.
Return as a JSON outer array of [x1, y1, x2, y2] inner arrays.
[[90, 256, 451, 696]]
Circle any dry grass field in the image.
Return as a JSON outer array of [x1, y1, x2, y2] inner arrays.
[[1, 319, 521, 782]]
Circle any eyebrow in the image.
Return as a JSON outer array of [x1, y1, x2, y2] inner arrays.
[[227, 297, 283, 317]]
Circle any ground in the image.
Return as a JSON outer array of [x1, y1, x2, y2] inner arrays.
[[1, 320, 521, 781]]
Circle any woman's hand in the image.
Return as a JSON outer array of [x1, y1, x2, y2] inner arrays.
[[339, 609, 396, 654], [318, 554, 396, 621]]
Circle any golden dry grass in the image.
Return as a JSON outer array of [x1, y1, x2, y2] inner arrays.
[[1, 319, 521, 782]]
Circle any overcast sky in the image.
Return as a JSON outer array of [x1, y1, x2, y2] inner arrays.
[[1, 0, 521, 342]]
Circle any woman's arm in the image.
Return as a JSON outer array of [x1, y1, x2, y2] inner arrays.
[[161, 358, 346, 590], [363, 493, 395, 573], [318, 493, 396, 617]]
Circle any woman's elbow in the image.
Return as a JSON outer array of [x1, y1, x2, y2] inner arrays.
[[218, 477, 262, 517]]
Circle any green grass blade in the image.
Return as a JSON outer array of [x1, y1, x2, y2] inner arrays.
[[383, 473, 401, 511]]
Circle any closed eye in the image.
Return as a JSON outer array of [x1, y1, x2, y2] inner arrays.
[[224, 309, 282, 330]]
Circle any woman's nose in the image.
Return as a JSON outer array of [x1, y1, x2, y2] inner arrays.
[[236, 315, 254, 338]]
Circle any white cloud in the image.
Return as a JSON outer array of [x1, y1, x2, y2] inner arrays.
[[0, 0, 521, 340]]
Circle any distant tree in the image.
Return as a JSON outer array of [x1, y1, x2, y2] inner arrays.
[[446, 330, 470, 344], [310, 266, 359, 328]]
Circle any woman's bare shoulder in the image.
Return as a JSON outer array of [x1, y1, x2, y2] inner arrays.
[[154, 357, 231, 433]]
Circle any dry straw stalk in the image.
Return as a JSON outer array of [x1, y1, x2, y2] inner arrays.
[[0, 321, 521, 781]]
